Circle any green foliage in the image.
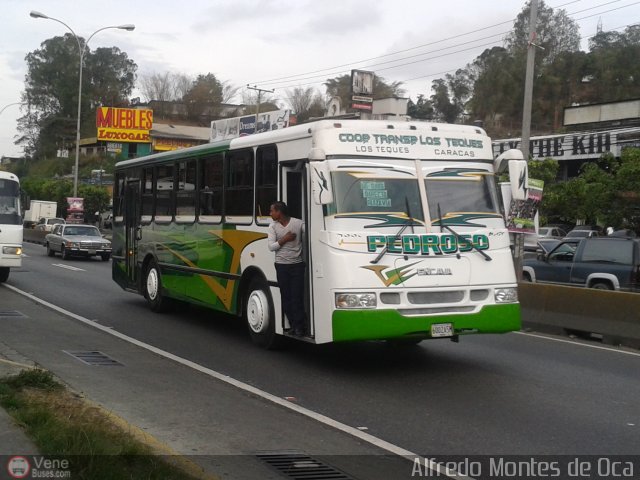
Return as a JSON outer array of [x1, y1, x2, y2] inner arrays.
[[538, 148, 640, 231], [182, 73, 224, 121], [20, 177, 110, 220], [419, 3, 639, 135], [407, 94, 434, 120], [18, 34, 137, 159], [528, 158, 559, 186], [4, 369, 61, 391]]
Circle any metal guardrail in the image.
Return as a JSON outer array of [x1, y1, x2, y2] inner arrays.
[[519, 282, 640, 349]]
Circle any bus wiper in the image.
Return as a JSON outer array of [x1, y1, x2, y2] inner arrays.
[[437, 204, 492, 262], [370, 197, 414, 265]]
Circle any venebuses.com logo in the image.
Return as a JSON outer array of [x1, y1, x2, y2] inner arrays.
[[5, 455, 71, 478], [6, 456, 30, 479]]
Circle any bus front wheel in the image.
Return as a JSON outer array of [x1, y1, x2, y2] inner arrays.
[[244, 279, 282, 349], [0, 267, 9, 283], [144, 260, 172, 312]]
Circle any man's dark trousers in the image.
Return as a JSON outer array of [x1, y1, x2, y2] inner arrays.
[[275, 262, 306, 334]]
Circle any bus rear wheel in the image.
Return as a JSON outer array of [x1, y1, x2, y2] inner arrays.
[[144, 259, 172, 312], [0, 267, 9, 283], [245, 279, 282, 349]]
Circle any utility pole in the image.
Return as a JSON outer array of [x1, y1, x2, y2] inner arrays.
[[521, 0, 539, 160], [246, 85, 274, 115], [515, 0, 540, 282]]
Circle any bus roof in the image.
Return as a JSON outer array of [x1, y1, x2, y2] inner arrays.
[[0, 171, 19, 182], [115, 119, 490, 170]]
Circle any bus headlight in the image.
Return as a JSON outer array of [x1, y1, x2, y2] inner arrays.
[[335, 293, 377, 309], [494, 288, 518, 303], [2, 246, 22, 255]]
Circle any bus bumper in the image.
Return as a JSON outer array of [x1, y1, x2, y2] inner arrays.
[[331, 303, 521, 342]]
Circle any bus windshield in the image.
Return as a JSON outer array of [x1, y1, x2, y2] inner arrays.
[[326, 171, 424, 220], [0, 178, 20, 225], [425, 170, 499, 220]]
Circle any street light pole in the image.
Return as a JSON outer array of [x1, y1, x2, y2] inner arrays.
[[29, 11, 134, 197], [0, 102, 24, 116]]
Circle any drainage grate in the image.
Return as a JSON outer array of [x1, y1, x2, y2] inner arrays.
[[256, 451, 354, 480], [0, 310, 26, 318], [63, 351, 123, 366]]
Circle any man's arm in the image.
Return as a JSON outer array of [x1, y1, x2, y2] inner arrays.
[[268, 225, 280, 251]]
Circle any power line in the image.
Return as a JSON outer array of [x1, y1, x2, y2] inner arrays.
[[257, 3, 638, 94], [251, 0, 591, 87]]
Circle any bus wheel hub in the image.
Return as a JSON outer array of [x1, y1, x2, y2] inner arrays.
[[247, 290, 269, 333]]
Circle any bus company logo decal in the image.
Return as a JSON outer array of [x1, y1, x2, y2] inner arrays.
[[361, 263, 419, 286], [366, 234, 489, 256], [433, 212, 503, 228], [163, 228, 267, 311], [363, 263, 454, 287], [335, 213, 423, 229]]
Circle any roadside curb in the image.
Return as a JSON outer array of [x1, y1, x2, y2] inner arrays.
[[0, 357, 217, 480]]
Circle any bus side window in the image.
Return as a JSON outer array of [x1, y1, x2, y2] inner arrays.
[[141, 167, 153, 223], [155, 164, 175, 222], [199, 154, 223, 223], [255, 145, 277, 224], [225, 149, 254, 223], [176, 160, 196, 222]]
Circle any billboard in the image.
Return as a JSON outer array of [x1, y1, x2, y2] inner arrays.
[[96, 107, 153, 143], [210, 110, 292, 142], [351, 70, 374, 111]]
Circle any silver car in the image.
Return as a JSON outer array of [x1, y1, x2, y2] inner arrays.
[[45, 224, 112, 261]]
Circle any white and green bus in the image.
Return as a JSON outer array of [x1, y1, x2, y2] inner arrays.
[[112, 120, 527, 348]]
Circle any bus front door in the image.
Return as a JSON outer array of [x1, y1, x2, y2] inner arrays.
[[280, 163, 313, 336], [124, 180, 141, 288]]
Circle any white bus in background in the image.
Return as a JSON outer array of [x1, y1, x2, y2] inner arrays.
[[112, 120, 528, 348], [0, 171, 22, 283]]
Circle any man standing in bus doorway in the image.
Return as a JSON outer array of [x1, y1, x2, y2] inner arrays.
[[268, 201, 306, 336]]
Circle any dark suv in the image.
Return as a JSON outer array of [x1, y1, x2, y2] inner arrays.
[[523, 237, 640, 291]]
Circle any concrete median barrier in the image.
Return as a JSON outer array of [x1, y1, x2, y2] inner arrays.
[[23, 228, 47, 245], [519, 282, 640, 349]]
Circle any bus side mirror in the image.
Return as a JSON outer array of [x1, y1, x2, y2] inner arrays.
[[310, 161, 333, 205], [508, 159, 528, 201]]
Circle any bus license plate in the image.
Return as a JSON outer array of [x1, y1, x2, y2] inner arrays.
[[431, 323, 453, 337]]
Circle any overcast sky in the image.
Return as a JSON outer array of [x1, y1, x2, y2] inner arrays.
[[1, 0, 637, 157]]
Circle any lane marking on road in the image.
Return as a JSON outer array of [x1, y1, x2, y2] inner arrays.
[[52, 263, 85, 272], [514, 331, 640, 357], [3, 284, 468, 480]]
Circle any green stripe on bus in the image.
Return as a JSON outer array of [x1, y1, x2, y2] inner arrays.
[[331, 303, 521, 342]]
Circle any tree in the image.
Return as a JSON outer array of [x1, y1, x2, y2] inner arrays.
[[407, 94, 434, 120], [285, 87, 325, 122], [504, 0, 580, 65], [140, 71, 174, 103], [17, 34, 137, 158], [182, 73, 224, 122]]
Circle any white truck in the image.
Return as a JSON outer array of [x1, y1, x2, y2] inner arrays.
[[24, 200, 58, 225]]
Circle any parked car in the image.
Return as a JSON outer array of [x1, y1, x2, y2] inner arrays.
[[524, 226, 568, 252], [523, 237, 640, 291], [45, 224, 111, 261], [538, 226, 567, 239], [563, 228, 601, 240], [97, 206, 113, 229], [34, 217, 65, 232]]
